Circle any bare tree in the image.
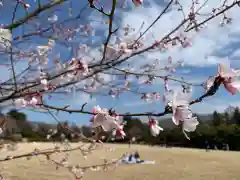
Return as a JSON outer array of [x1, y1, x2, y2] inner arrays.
[[0, 0, 239, 179]]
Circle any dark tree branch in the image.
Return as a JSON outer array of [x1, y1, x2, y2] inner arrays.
[[40, 76, 222, 117], [4, 0, 70, 30]]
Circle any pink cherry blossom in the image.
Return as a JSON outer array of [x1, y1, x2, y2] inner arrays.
[[24, 4, 30, 9], [14, 98, 27, 108], [91, 114, 121, 132], [164, 90, 199, 139], [171, 91, 192, 125], [148, 118, 163, 137], [182, 117, 199, 140], [132, 0, 143, 7], [217, 63, 240, 95], [119, 42, 133, 54], [29, 97, 38, 106], [110, 113, 120, 121], [63, 58, 89, 80], [112, 125, 126, 139], [14, 93, 42, 108], [92, 105, 108, 114], [105, 45, 120, 60], [172, 106, 193, 126], [90, 106, 124, 135], [183, 116, 199, 132]]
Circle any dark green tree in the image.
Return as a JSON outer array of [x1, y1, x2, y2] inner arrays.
[[7, 109, 27, 121], [212, 111, 223, 126], [231, 107, 240, 125], [7, 109, 40, 139]]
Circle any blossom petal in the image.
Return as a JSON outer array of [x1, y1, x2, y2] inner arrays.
[[105, 45, 119, 60], [175, 91, 192, 106], [223, 82, 238, 95], [150, 125, 163, 137], [132, 0, 143, 7], [218, 63, 237, 78], [183, 117, 199, 132], [231, 81, 240, 89], [172, 106, 192, 125], [172, 113, 179, 125], [91, 114, 105, 128]]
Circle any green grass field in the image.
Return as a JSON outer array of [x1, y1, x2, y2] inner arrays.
[[0, 143, 240, 180]]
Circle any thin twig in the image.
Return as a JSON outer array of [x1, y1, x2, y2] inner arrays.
[[4, 0, 70, 30], [100, 0, 117, 64]]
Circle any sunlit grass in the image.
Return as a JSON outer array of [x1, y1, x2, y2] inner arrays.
[[0, 143, 240, 180]]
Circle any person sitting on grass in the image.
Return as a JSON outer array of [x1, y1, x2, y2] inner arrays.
[[134, 151, 144, 163], [128, 153, 133, 162]]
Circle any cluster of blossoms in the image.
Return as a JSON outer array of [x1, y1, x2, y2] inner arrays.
[[90, 88, 198, 140], [164, 90, 199, 140], [141, 92, 161, 101], [60, 58, 89, 80], [89, 61, 240, 140], [1, 0, 240, 179], [14, 93, 42, 108], [90, 106, 126, 140], [148, 117, 163, 137]]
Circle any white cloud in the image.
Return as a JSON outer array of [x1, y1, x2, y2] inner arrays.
[[118, 0, 240, 67], [230, 49, 240, 59]]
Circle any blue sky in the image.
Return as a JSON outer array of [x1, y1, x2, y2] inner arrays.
[[0, 0, 240, 125]]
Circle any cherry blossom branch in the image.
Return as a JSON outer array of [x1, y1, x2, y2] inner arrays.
[[4, 0, 71, 30], [0, 1, 236, 119], [0, 8, 233, 106], [100, 0, 118, 64], [48, 156, 121, 179], [13, 2, 89, 41], [88, 0, 111, 16], [135, 0, 174, 42], [0, 0, 235, 106], [0, 140, 119, 179], [0, 1, 239, 179], [0, 143, 97, 162], [185, 0, 240, 32], [108, 0, 240, 66], [40, 78, 218, 117], [9, 1, 20, 91], [108, 65, 202, 86], [39, 72, 224, 118], [0, 66, 30, 86]]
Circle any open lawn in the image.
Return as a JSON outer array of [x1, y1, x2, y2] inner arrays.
[[0, 143, 240, 180]]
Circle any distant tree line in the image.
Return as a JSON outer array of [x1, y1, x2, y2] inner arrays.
[[116, 107, 240, 151], [2, 107, 240, 151]]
